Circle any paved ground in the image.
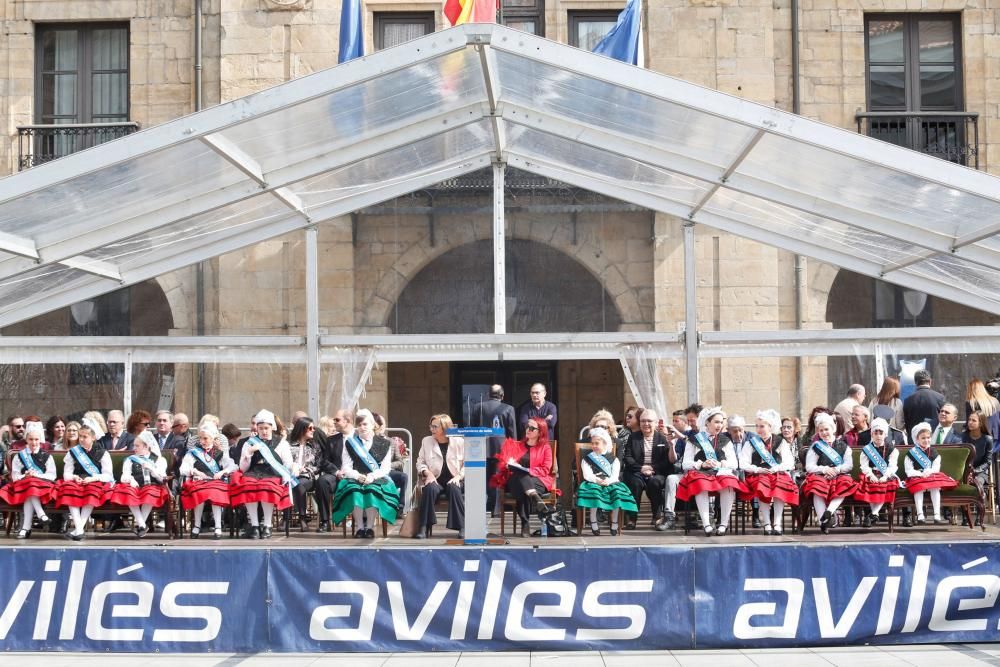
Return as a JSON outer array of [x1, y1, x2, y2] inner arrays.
[[5, 646, 1000, 666]]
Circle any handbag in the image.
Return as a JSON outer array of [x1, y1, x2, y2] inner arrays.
[[543, 503, 570, 537], [398, 485, 423, 538]]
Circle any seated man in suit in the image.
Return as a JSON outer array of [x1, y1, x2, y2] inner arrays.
[[931, 404, 964, 446], [622, 409, 674, 530]]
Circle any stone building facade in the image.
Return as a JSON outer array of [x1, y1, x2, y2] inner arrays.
[[1, 0, 998, 485]]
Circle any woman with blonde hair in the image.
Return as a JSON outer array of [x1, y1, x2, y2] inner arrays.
[[965, 378, 1000, 442], [413, 413, 465, 539]]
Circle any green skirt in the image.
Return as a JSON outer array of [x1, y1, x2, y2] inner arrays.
[[576, 481, 638, 512], [332, 478, 400, 524]]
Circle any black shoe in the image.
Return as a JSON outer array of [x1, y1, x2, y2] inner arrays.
[[38, 516, 51, 531], [933, 517, 947, 525], [610, 526, 619, 536], [191, 527, 201, 539], [364, 528, 375, 538], [354, 529, 365, 539], [916, 517, 927, 525], [862, 515, 873, 528], [752, 518, 762, 529], [245, 526, 260, 540], [299, 518, 309, 532], [520, 524, 531, 538], [590, 523, 600, 536], [415, 527, 427, 539], [136, 527, 147, 538], [819, 510, 832, 534], [317, 522, 329, 534], [102, 517, 125, 533], [16, 529, 30, 539], [71, 532, 84, 542], [262, 527, 273, 539], [625, 517, 637, 530], [902, 516, 913, 527]]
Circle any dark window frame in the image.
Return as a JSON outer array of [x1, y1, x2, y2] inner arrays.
[[871, 279, 933, 328], [568, 10, 621, 49], [500, 0, 545, 37], [34, 22, 131, 125], [864, 13, 963, 112], [373, 12, 435, 51]]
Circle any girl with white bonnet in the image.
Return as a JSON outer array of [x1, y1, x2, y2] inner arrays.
[[739, 409, 798, 535], [180, 422, 238, 539], [0, 422, 56, 539], [803, 412, 858, 533], [576, 427, 637, 536], [853, 417, 900, 528], [109, 430, 169, 537], [332, 409, 401, 538], [676, 406, 748, 536], [904, 422, 958, 524], [231, 409, 295, 539]]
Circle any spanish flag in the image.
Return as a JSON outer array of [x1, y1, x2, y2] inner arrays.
[[443, 0, 496, 26]]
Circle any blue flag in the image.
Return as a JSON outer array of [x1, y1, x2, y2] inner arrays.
[[592, 0, 641, 66], [338, 0, 363, 63]]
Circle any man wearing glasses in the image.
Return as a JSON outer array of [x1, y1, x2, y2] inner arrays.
[[517, 383, 558, 439], [98, 410, 135, 451]]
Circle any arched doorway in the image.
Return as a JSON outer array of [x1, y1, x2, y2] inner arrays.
[[388, 238, 623, 334], [386, 239, 626, 496]]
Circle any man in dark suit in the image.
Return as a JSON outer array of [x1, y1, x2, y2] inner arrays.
[[471, 384, 516, 516], [903, 370, 946, 436], [98, 410, 135, 451], [930, 403, 963, 445], [622, 409, 674, 529], [314, 409, 352, 532]]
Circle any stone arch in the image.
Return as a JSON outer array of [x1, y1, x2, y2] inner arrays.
[[361, 221, 647, 330], [386, 238, 626, 333], [154, 271, 191, 332]]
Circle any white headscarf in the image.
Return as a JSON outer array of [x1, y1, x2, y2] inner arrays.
[[82, 417, 105, 440], [697, 406, 726, 432], [756, 409, 782, 435], [589, 427, 613, 453], [25, 422, 44, 439], [814, 413, 836, 433], [911, 422, 932, 443], [253, 410, 276, 427], [870, 417, 889, 434]]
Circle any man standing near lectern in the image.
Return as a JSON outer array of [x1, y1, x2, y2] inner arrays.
[[471, 384, 516, 516]]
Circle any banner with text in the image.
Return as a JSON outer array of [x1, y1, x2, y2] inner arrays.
[[1, 543, 997, 652]]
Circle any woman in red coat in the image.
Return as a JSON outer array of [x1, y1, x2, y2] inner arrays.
[[490, 418, 555, 537]]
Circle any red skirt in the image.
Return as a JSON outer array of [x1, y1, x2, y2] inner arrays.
[[854, 477, 898, 504], [740, 473, 799, 505], [109, 484, 170, 508], [905, 472, 958, 494], [676, 471, 748, 502], [0, 477, 55, 505], [228, 472, 292, 510], [802, 473, 859, 503], [180, 479, 232, 510], [54, 480, 112, 508]]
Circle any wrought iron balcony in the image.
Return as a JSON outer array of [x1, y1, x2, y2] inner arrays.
[[17, 122, 140, 170], [855, 111, 979, 169]]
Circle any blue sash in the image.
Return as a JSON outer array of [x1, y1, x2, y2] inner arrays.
[[347, 434, 381, 474], [126, 454, 154, 468], [862, 443, 889, 474], [748, 435, 778, 468], [248, 436, 298, 488], [70, 445, 102, 478], [585, 451, 614, 478], [191, 446, 221, 475], [694, 432, 719, 462], [812, 440, 843, 467], [909, 446, 933, 471], [18, 450, 44, 475]]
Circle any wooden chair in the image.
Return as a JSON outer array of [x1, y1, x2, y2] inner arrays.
[[498, 440, 558, 536], [573, 442, 620, 537]]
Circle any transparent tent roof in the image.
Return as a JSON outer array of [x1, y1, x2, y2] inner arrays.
[[1, 23, 999, 328]]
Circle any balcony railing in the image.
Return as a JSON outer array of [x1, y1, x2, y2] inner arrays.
[[17, 122, 140, 170], [855, 111, 979, 169]]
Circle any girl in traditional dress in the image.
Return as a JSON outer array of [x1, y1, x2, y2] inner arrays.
[[231, 410, 295, 539], [332, 410, 401, 538], [677, 407, 747, 536], [803, 412, 859, 534], [56, 424, 113, 541], [107, 431, 168, 537], [491, 418, 556, 538], [180, 423, 236, 539], [853, 417, 900, 528], [576, 427, 637, 536], [739, 409, 798, 535], [905, 422, 959, 525], [0, 423, 56, 539]]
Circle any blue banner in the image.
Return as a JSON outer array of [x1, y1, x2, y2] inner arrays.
[[2, 543, 998, 651]]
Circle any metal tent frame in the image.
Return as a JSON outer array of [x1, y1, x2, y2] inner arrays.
[[1, 24, 999, 413]]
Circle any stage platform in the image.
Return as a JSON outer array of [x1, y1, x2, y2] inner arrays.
[[2, 511, 997, 547]]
